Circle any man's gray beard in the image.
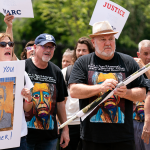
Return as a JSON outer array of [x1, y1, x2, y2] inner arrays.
[[100, 50, 114, 57], [42, 56, 50, 62], [94, 40, 115, 57]]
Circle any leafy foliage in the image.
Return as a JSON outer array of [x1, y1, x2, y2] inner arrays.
[[0, 13, 6, 32], [1, 0, 150, 66]]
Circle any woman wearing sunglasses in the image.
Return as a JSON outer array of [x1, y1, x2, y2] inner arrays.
[[0, 32, 33, 150], [0, 37, 14, 61], [20, 41, 35, 60]]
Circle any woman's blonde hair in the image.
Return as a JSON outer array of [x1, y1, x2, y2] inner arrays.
[[0, 33, 14, 57]]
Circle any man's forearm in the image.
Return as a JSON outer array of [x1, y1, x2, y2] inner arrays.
[[144, 91, 150, 122], [123, 87, 146, 102], [145, 70, 150, 79], [57, 101, 68, 130], [57, 101, 70, 148], [70, 83, 101, 99]]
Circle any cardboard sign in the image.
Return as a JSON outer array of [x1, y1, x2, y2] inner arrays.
[[89, 0, 130, 39], [0, 61, 24, 149], [0, 0, 34, 18]]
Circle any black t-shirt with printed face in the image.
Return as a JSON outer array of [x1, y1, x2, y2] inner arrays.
[[68, 52, 147, 143], [133, 73, 150, 122], [25, 58, 68, 143]]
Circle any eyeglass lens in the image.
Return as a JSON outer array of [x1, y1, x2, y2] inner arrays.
[[26, 47, 32, 50], [42, 45, 55, 50], [0, 42, 14, 47]]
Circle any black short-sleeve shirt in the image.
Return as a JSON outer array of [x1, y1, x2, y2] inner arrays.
[[69, 52, 147, 143], [25, 58, 68, 143]]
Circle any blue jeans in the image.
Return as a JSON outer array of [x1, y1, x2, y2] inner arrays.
[[27, 138, 58, 150], [133, 120, 150, 150], [5, 136, 27, 150]]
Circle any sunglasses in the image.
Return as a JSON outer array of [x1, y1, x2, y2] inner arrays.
[[0, 42, 14, 48], [26, 46, 34, 51]]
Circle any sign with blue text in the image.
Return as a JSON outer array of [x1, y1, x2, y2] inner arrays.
[[0, 0, 34, 18], [0, 60, 25, 149], [89, 0, 130, 39]]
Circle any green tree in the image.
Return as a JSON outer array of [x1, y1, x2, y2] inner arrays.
[[37, 0, 96, 45], [13, 0, 97, 66], [11, 0, 150, 65], [113, 0, 150, 49], [13, 0, 96, 45], [0, 13, 6, 32]]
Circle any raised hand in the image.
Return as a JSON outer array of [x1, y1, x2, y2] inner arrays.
[[4, 13, 14, 28]]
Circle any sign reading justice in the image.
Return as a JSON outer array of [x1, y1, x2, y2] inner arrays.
[[89, 0, 130, 39]]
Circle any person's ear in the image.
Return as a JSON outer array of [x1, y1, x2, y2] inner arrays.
[[91, 38, 95, 48], [33, 44, 37, 53], [34, 44, 36, 49], [137, 52, 140, 58]]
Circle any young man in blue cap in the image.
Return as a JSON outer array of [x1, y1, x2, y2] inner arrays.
[[25, 33, 69, 150]]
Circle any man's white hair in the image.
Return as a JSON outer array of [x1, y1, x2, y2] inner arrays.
[[138, 40, 150, 52]]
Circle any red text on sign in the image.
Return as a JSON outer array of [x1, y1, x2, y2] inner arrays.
[[103, 2, 125, 17]]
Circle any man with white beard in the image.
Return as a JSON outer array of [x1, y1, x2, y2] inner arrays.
[[25, 33, 69, 150], [68, 21, 147, 150]]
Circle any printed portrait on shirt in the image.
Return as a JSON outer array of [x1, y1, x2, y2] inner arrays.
[[27, 82, 56, 130], [88, 71, 125, 123], [0, 79, 14, 131], [133, 100, 144, 122]]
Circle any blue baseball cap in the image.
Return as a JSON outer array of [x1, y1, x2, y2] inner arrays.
[[35, 33, 56, 46]]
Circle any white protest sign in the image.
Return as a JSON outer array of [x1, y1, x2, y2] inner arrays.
[[0, 60, 25, 149], [89, 0, 130, 39], [24, 71, 33, 89], [0, 0, 34, 18]]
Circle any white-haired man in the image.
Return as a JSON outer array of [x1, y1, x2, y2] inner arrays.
[[133, 40, 150, 149], [25, 33, 69, 150], [68, 21, 147, 150]]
